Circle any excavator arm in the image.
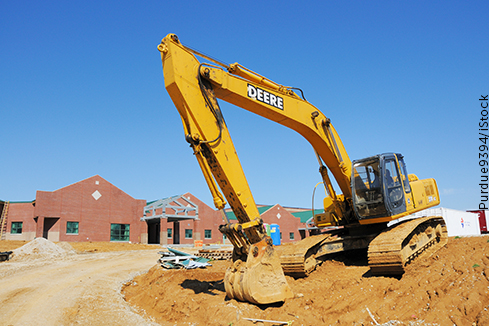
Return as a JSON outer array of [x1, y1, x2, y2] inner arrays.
[[160, 35, 266, 252], [159, 34, 298, 304]]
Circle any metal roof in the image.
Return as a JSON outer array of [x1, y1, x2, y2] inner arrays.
[[142, 195, 198, 222], [224, 205, 323, 224]]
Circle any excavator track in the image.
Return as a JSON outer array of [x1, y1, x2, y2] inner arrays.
[[276, 229, 374, 277], [368, 216, 447, 275], [275, 233, 335, 277]]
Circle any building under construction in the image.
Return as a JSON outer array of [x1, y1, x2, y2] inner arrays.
[[0, 175, 313, 245]]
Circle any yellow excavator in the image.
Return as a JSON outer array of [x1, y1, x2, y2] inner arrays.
[[158, 34, 447, 304]]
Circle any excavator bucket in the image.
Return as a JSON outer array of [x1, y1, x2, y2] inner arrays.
[[224, 238, 293, 304]]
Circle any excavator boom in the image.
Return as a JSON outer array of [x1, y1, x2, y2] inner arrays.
[[159, 34, 292, 304]]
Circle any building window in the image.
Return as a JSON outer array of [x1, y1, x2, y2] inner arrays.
[[204, 229, 212, 239], [66, 222, 79, 234], [110, 224, 130, 241], [167, 228, 172, 239], [289, 232, 295, 240], [185, 229, 193, 239], [11, 222, 23, 234]]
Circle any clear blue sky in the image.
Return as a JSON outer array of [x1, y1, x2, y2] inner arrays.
[[1, 1, 486, 212]]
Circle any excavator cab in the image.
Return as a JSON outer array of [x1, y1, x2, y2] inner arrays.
[[352, 153, 410, 220]]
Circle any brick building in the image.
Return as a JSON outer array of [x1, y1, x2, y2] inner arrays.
[[1, 175, 314, 245], [2, 175, 146, 243], [142, 192, 224, 245], [225, 204, 313, 244], [142, 199, 312, 246]]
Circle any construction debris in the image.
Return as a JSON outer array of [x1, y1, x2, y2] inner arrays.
[[0, 251, 12, 262], [366, 307, 380, 325], [243, 317, 292, 325], [159, 247, 211, 269], [196, 248, 232, 260]]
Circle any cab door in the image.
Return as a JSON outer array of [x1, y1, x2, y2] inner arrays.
[[397, 155, 415, 212], [382, 154, 406, 216]]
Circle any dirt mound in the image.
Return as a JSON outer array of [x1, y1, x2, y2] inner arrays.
[[56, 241, 76, 254], [0, 240, 160, 254], [122, 236, 489, 325], [12, 238, 68, 261]]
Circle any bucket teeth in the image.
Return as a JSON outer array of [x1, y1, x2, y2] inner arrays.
[[224, 238, 293, 304]]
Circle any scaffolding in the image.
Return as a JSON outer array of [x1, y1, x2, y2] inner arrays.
[[0, 201, 10, 240]]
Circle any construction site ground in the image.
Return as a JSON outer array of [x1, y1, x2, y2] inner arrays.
[[1, 236, 488, 326]]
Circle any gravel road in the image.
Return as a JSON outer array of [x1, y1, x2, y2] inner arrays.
[[0, 250, 160, 326]]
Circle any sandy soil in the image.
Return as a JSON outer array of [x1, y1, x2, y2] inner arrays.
[[123, 236, 489, 326], [0, 240, 159, 253], [0, 240, 161, 326], [1, 237, 488, 325]]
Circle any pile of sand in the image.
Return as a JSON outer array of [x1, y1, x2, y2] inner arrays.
[[56, 241, 77, 255], [12, 238, 68, 261]]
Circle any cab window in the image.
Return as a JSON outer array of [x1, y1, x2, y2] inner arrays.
[[384, 159, 404, 208], [352, 160, 387, 218], [398, 158, 411, 194]]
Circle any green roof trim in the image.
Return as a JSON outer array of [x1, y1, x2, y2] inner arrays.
[[224, 205, 274, 221], [291, 209, 324, 223], [224, 205, 324, 224]]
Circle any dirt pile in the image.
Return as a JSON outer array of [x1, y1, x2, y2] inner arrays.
[[12, 238, 68, 261], [56, 241, 77, 254], [123, 236, 489, 325], [0, 240, 161, 256]]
